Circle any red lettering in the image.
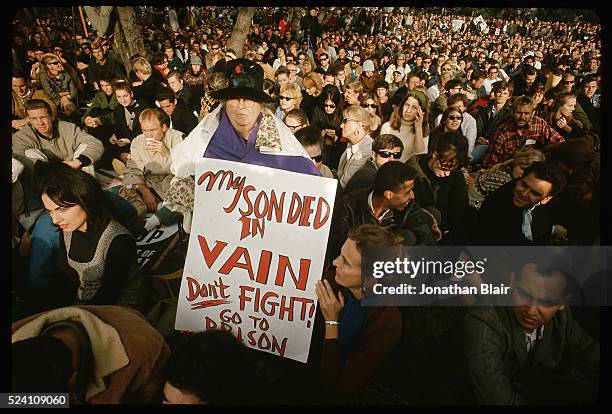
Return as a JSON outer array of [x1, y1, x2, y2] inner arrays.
[[261, 291, 279, 316], [255, 250, 273, 285], [287, 192, 302, 224], [236, 185, 255, 216], [313, 197, 331, 229], [219, 246, 255, 281], [268, 190, 285, 223], [253, 191, 269, 219], [197, 235, 227, 269], [299, 196, 315, 227], [239, 285, 255, 312], [276, 256, 311, 291]]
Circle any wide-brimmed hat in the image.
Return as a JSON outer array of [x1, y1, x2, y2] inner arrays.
[[211, 58, 275, 103]]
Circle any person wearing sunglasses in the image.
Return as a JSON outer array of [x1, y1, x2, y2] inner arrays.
[[406, 132, 469, 243], [432, 93, 477, 158], [428, 106, 466, 154], [359, 93, 382, 139], [327, 162, 437, 269], [38, 53, 78, 119], [275, 82, 302, 120], [337, 105, 378, 189], [283, 108, 309, 134], [343, 133, 403, 195], [311, 85, 344, 170], [294, 125, 335, 179]]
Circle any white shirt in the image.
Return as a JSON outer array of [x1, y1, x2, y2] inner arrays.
[[434, 112, 477, 158], [525, 325, 544, 352], [367, 192, 392, 222]]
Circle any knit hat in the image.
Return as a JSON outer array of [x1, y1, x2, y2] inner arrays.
[[189, 54, 203, 65], [362, 59, 375, 72], [406, 89, 428, 111]]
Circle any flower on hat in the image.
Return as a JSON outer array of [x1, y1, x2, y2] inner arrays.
[[235, 64, 242, 74]]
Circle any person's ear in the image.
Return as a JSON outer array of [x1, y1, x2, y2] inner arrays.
[[539, 195, 553, 206]]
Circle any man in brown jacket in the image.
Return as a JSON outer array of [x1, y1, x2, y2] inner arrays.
[[12, 305, 171, 404]]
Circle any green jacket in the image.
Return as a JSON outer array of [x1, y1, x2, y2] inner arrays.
[[82, 91, 119, 127]]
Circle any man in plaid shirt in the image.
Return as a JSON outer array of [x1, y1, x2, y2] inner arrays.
[[483, 96, 564, 168]]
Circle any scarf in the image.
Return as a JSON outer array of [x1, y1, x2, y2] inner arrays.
[[338, 289, 365, 353]]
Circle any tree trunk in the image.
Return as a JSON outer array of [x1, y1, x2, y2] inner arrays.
[[113, 7, 146, 73], [227, 7, 255, 59], [291, 7, 302, 34]]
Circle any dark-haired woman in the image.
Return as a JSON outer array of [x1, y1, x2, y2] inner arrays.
[[310, 84, 345, 170], [41, 167, 146, 310]]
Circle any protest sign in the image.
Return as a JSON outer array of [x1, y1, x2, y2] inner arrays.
[[175, 159, 337, 362]]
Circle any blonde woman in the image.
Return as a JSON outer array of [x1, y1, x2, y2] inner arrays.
[[467, 147, 545, 209], [337, 105, 378, 188], [275, 83, 302, 120], [380, 90, 429, 162]]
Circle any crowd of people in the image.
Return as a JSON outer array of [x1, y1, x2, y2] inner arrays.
[[11, 6, 602, 405]]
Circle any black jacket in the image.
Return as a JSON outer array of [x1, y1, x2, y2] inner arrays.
[[113, 99, 149, 140], [471, 179, 554, 245], [170, 99, 199, 136], [326, 188, 436, 265]]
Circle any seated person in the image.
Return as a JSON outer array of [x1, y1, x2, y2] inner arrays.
[[13, 162, 137, 319], [294, 125, 335, 179], [108, 81, 150, 173], [483, 95, 564, 168], [120, 108, 184, 234], [463, 260, 599, 404], [40, 167, 147, 310], [343, 133, 404, 195], [12, 305, 171, 404], [162, 330, 264, 404], [327, 161, 436, 265], [12, 72, 56, 132], [156, 88, 198, 136], [166, 70, 199, 114], [471, 161, 567, 245], [37, 53, 78, 120], [316, 224, 402, 403], [467, 147, 544, 209], [81, 72, 118, 163], [132, 56, 164, 108], [163, 59, 320, 233], [406, 132, 469, 243], [337, 105, 377, 188]]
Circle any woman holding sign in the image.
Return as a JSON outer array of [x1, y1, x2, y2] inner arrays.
[[315, 224, 402, 403], [164, 58, 321, 232]]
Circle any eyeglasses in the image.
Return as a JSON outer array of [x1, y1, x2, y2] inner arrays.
[[279, 96, 294, 101], [342, 118, 360, 124], [564, 80, 575, 85], [310, 154, 323, 162], [320, 57, 328, 61], [376, 150, 402, 159], [48, 61, 61, 66], [352, 60, 361, 65], [324, 103, 336, 108], [212, 47, 219, 50], [448, 115, 463, 121], [423, 60, 431, 64], [363, 103, 377, 109], [286, 124, 303, 130]]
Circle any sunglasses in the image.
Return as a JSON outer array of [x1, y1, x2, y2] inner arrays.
[[352, 60, 361, 64], [311, 154, 323, 162], [376, 150, 402, 159], [324, 103, 336, 108], [363, 103, 377, 109], [564, 80, 575, 85], [48, 61, 61, 66], [320, 57, 328, 61], [279, 96, 294, 101], [448, 115, 463, 121], [423, 60, 431, 64], [212, 47, 219, 50], [286, 124, 303, 130]]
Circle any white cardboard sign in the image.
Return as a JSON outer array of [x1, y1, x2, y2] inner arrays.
[[175, 159, 337, 362]]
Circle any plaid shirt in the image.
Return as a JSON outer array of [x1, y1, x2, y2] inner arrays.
[[483, 115, 564, 168]]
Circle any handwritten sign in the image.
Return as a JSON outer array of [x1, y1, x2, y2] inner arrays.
[[175, 159, 337, 362]]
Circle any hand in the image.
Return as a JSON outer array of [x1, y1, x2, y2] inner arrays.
[[117, 138, 131, 147], [475, 136, 488, 146], [414, 106, 424, 127], [553, 224, 568, 240], [84, 116, 100, 128], [109, 136, 118, 145], [556, 116, 568, 130], [140, 187, 158, 213], [12, 118, 29, 129], [63, 159, 82, 169], [146, 139, 170, 157], [315, 279, 344, 322]]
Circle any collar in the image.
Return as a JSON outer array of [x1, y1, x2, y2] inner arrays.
[[368, 191, 392, 221], [525, 324, 544, 341], [29, 121, 58, 141]]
